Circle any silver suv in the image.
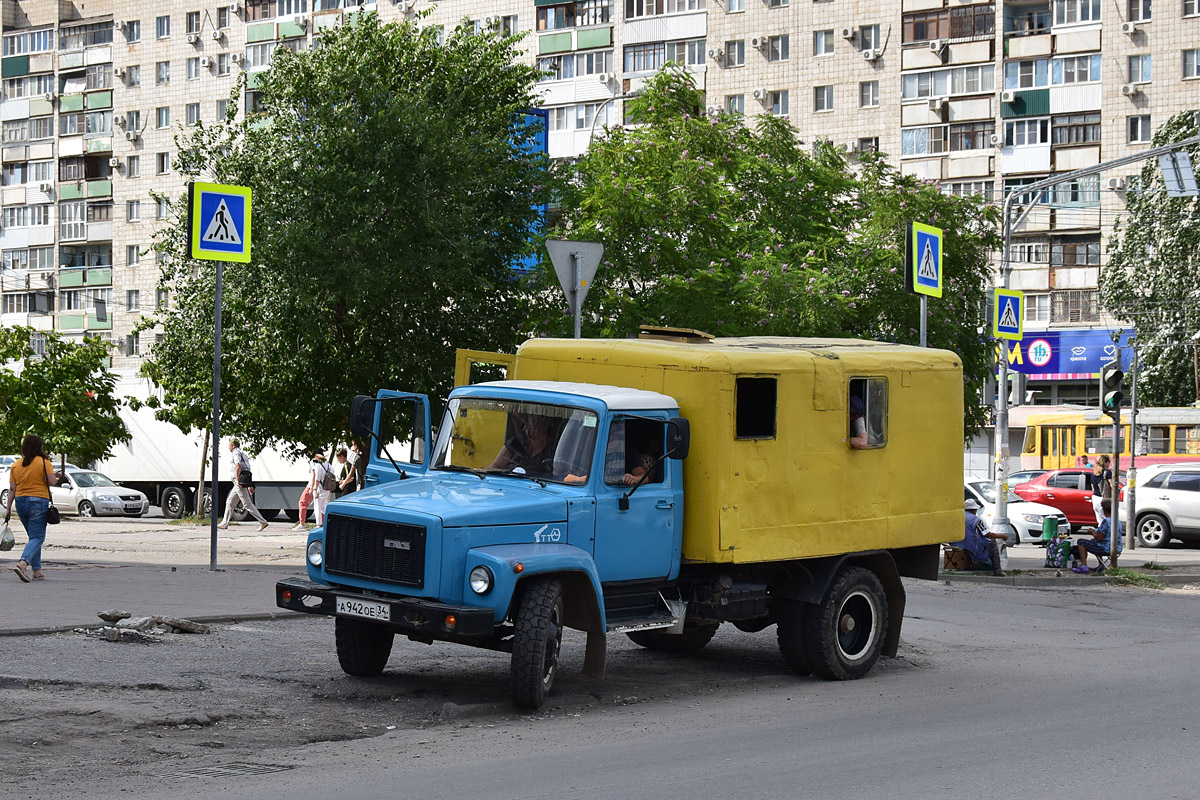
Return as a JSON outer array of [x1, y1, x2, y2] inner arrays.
[[1123, 463, 1200, 548]]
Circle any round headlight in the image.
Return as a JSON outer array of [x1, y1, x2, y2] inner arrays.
[[469, 565, 493, 595], [307, 540, 323, 567]]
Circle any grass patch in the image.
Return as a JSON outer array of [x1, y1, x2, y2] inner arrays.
[[1142, 561, 1169, 571], [1106, 567, 1165, 590], [167, 515, 212, 526]]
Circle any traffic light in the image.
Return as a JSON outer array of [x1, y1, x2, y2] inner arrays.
[[1099, 360, 1125, 420]]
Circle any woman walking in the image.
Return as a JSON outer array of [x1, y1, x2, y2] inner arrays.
[[3, 434, 59, 582]]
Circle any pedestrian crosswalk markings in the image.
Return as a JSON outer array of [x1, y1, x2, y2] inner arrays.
[[201, 199, 241, 245], [918, 241, 938, 281]]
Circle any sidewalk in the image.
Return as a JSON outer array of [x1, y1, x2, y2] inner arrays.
[[942, 540, 1200, 587]]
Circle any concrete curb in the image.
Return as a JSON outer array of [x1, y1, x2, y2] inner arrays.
[[0, 609, 305, 638], [940, 572, 1200, 588]]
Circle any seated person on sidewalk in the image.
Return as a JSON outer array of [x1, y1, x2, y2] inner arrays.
[[1073, 497, 1123, 574], [946, 499, 1007, 572]]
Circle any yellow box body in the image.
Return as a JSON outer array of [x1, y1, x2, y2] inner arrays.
[[457, 337, 963, 565]]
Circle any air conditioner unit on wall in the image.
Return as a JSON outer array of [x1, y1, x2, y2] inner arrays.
[[841, 141, 857, 153], [200, 56, 212, 68], [841, 27, 857, 40], [1121, 83, 1140, 96], [706, 105, 721, 116], [108, 156, 121, 168], [928, 38, 946, 52], [861, 49, 879, 62], [38, 182, 52, 192], [113, 66, 125, 78], [43, 92, 56, 102], [484, 15, 498, 26], [752, 87, 767, 100], [708, 48, 723, 60], [212, 30, 223, 41], [114, 114, 126, 127], [113, 20, 126, 31], [1107, 177, 1126, 190], [751, 36, 768, 49], [597, 72, 612, 84], [125, 131, 138, 141], [187, 33, 199, 44], [1121, 21, 1138, 34], [989, 133, 1002, 147], [395, 0, 413, 12], [229, 3, 241, 14], [928, 96, 946, 111], [231, 53, 244, 64], [1000, 89, 1016, 103]]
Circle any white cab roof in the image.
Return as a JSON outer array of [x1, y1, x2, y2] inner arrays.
[[470, 380, 678, 411]]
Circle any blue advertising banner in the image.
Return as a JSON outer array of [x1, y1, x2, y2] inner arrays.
[[1000, 328, 1132, 377]]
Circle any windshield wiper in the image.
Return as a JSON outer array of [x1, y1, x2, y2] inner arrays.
[[494, 469, 548, 488], [436, 464, 488, 480]]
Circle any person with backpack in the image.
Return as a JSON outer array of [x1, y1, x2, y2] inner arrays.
[[217, 438, 269, 531], [291, 451, 323, 531], [313, 452, 339, 526], [334, 447, 357, 498]]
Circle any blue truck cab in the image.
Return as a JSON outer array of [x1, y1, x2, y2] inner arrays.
[[277, 380, 691, 708]]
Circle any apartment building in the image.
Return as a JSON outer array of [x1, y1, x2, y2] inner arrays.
[[1, 0, 1197, 404]]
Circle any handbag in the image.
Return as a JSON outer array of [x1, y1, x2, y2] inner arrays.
[[43, 458, 60, 525], [0, 522, 14, 551]]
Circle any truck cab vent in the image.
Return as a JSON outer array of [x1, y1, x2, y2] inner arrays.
[[637, 325, 714, 343]]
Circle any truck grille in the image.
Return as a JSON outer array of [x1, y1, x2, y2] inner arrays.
[[324, 515, 426, 588]]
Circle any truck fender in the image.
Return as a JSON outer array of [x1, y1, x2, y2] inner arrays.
[[469, 543, 608, 679], [773, 551, 906, 659]]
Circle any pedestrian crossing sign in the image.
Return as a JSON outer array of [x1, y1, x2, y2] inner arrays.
[[905, 222, 943, 298], [188, 181, 252, 263], [993, 288, 1024, 341]]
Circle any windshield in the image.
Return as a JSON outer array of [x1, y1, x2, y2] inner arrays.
[[431, 397, 598, 484], [70, 471, 118, 488], [971, 482, 1021, 504]]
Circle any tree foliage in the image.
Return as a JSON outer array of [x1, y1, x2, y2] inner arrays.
[[542, 67, 1001, 436], [1101, 112, 1200, 406], [0, 328, 128, 466], [141, 13, 548, 456]]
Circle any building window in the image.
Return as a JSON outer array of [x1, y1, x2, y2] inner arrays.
[[1128, 54, 1152, 83], [950, 121, 994, 151], [901, 125, 949, 156], [128, 65, 141, 88], [813, 30, 834, 56], [156, 154, 172, 177], [859, 24, 881, 51], [85, 64, 113, 91], [156, 107, 170, 129], [127, 246, 141, 267], [186, 103, 200, 126], [246, 0, 276, 21], [1004, 118, 1050, 146], [1053, 0, 1101, 25], [950, 4, 996, 37], [769, 0, 789, 6], [127, 289, 141, 309], [904, 65, 996, 98], [1053, 54, 1101, 84], [1128, 114, 1152, 143], [770, 89, 789, 116], [768, 35, 789, 61], [186, 11, 201, 34], [84, 111, 112, 136], [156, 61, 170, 85], [278, 0, 309, 14], [58, 23, 113, 50], [667, 39, 706, 66], [725, 40, 745, 66], [1128, 0, 1151, 21], [126, 200, 140, 221], [858, 137, 879, 153], [60, 113, 83, 136], [859, 80, 879, 108], [943, 181, 995, 199], [537, 3, 573, 30], [218, 7, 230, 28], [1052, 112, 1101, 144], [848, 377, 888, 449], [728, 0, 744, 10], [1025, 293, 1050, 322], [126, 155, 140, 177], [245, 43, 277, 70], [156, 289, 170, 311], [217, 99, 230, 119], [1052, 236, 1100, 264], [1006, 6, 1051, 35], [624, 0, 706, 19], [156, 15, 171, 39], [3, 29, 55, 56], [1186, 49, 1200, 79], [726, 94, 744, 115], [624, 42, 666, 72], [1051, 290, 1099, 323], [1005, 58, 1050, 89], [575, 1, 611, 26], [126, 20, 141, 42], [903, 10, 950, 42], [813, 86, 832, 112], [1187, 0, 1200, 15], [187, 57, 200, 80], [214, 53, 230, 76]]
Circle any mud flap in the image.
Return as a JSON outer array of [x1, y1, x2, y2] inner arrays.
[[582, 631, 606, 679]]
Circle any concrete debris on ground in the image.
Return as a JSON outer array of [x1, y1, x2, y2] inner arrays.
[[84, 612, 212, 639], [97, 609, 132, 623]]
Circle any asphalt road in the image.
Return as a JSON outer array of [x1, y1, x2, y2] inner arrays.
[[5, 579, 1198, 800]]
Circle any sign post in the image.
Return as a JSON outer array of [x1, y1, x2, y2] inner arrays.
[[187, 181, 252, 571], [546, 239, 603, 339], [904, 222, 943, 347]]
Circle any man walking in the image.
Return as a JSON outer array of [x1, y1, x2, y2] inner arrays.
[[218, 438, 269, 531]]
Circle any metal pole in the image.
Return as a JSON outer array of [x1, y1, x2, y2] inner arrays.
[[1126, 345, 1138, 551], [990, 197, 1015, 573], [210, 261, 224, 571], [571, 252, 581, 339], [1110, 407, 1121, 568], [919, 294, 927, 348]]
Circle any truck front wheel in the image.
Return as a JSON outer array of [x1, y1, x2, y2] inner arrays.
[[510, 577, 564, 709], [627, 623, 718, 653], [335, 617, 395, 677], [804, 566, 887, 681]]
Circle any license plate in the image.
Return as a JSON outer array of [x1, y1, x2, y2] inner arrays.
[[125, 504, 142, 511], [336, 597, 391, 621]]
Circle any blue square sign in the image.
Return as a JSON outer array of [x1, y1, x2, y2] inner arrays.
[[189, 182, 252, 263], [993, 288, 1024, 341]]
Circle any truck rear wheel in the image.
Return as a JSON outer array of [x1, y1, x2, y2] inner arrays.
[[160, 486, 188, 519], [335, 617, 395, 677], [804, 566, 887, 681], [775, 600, 812, 676], [510, 577, 564, 709], [626, 623, 718, 653]]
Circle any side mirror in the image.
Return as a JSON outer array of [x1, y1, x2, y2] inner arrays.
[[350, 395, 376, 439], [667, 416, 690, 460]]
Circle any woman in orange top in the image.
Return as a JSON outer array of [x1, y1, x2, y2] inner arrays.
[[3, 434, 59, 582]]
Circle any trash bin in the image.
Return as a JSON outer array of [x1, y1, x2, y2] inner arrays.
[[1042, 516, 1058, 544]]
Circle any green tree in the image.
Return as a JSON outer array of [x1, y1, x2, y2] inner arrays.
[[141, 13, 549, 457], [544, 66, 1000, 436], [0, 328, 128, 466], [1101, 112, 1200, 406]]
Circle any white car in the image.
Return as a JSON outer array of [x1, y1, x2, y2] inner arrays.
[[965, 480, 1069, 546], [51, 469, 150, 517]]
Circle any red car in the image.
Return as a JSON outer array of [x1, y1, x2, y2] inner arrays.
[[1013, 468, 1119, 529]]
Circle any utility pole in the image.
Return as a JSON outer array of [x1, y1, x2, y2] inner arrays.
[[1126, 344, 1139, 551]]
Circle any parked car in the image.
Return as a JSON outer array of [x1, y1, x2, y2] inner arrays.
[[51, 469, 149, 517], [1014, 468, 1127, 530], [1006, 469, 1048, 487], [1119, 463, 1200, 548], [965, 480, 1069, 546]]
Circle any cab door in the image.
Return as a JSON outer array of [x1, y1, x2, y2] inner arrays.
[[356, 392, 431, 489]]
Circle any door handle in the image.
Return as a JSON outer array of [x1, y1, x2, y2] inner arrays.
[[1158, 495, 1169, 500], [655, 500, 674, 510], [1046, 494, 1055, 499]]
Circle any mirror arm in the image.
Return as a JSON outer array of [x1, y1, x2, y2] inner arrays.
[[618, 447, 677, 511]]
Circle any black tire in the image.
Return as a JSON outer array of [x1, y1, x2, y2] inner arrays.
[[231, 497, 250, 522], [259, 508, 279, 521], [284, 508, 300, 523], [1, 489, 9, 507], [510, 577, 564, 709], [335, 616, 395, 677], [1137, 513, 1171, 548], [626, 623, 719, 653], [160, 486, 188, 519], [803, 566, 887, 681], [78, 500, 95, 518], [200, 491, 213, 519], [775, 600, 813, 676]]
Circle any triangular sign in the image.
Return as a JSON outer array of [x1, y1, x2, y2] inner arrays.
[[998, 298, 1018, 330], [917, 240, 938, 281], [202, 199, 242, 245], [545, 239, 604, 314]]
